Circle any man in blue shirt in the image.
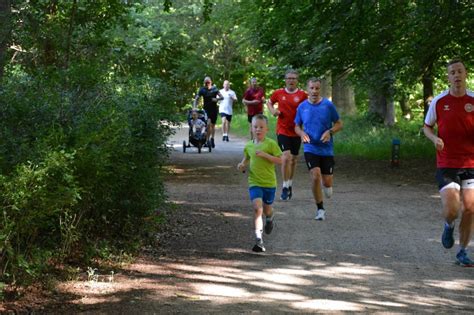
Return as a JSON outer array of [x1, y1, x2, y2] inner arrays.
[[295, 77, 343, 221]]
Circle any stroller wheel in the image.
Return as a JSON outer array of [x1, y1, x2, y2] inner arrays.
[[182, 140, 186, 153]]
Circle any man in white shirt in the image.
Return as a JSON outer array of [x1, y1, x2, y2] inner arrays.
[[219, 80, 238, 142]]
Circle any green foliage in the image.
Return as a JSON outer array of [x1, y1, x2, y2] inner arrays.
[[0, 64, 176, 283], [0, 149, 79, 280], [334, 114, 434, 160], [229, 112, 434, 161]]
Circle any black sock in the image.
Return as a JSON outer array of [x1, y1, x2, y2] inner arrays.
[[317, 202, 324, 210]]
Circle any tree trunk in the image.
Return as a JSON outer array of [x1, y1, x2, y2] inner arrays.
[[321, 71, 332, 100], [422, 70, 434, 119], [331, 70, 356, 115], [368, 89, 385, 123], [0, 0, 11, 84], [42, 0, 58, 66], [399, 94, 411, 119], [384, 95, 395, 126], [368, 84, 396, 126]]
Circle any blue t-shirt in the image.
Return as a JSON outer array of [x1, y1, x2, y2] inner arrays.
[[294, 98, 340, 156]]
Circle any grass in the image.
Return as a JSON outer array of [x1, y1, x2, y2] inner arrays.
[[224, 108, 435, 161]]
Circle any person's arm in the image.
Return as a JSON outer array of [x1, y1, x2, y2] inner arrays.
[[423, 124, 444, 151], [266, 99, 280, 117], [237, 156, 249, 172], [255, 151, 282, 164], [320, 119, 343, 143], [193, 92, 200, 108], [295, 124, 310, 143], [213, 90, 224, 102], [243, 98, 258, 105]]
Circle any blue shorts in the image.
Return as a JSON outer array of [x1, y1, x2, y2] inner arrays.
[[249, 186, 276, 205]]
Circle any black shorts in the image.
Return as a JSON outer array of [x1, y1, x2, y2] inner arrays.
[[220, 113, 232, 122], [435, 168, 474, 190], [204, 106, 218, 124], [304, 152, 335, 175], [277, 134, 301, 156]]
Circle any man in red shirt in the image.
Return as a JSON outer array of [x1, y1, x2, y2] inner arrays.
[[243, 78, 265, 139], [424, 59, 474, 266], [267, 69, 308, 201]]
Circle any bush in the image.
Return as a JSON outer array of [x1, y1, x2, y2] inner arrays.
[[0, 68, 176, 284]]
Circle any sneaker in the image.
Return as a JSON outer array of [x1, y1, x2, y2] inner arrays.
[[280, 187, 289, 201], [456, 249, 474, 266], [288, 186, 293, 199], [323, 186, 333, 198], [252, 238, 265, 252], [264, 218, 274, 234], [211, 138, 215, 148], [222, 136, 226, 141], [226, 135, 229, 142], [441, 223, 455, 249], [315, 209, 326, 221]]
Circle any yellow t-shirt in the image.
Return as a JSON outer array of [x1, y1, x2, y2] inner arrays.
[[244, 137, 282, 188]]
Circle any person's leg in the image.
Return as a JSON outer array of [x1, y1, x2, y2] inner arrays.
[[206, 118, 212, 142], [281, 150, 292, 183], [252, 198, 265, 252], [441, 188, 461, 225], [455, 188, 474, 265], [321, 156, 335, 198], [310, 167, 323, 205], [226, 115, 232, 141], [221, 115, 228, 140], [459, 186, 474, 249], [262, 187, 276, 234], [252, 198, 264, 236]]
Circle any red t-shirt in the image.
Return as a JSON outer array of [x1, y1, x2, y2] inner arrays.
[[424, 90, 474, 168], [270, 88, 308, 137], [243, 87, 265, 116]]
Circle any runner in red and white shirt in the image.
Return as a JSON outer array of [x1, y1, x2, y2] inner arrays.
[[423, 59, 474, 266], [267, 69, 307, 201]]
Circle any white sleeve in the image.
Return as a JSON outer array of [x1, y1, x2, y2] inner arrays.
[[424, 91, 447, 127]]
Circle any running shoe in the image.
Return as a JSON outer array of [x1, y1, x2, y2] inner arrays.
[[456, 249, 474, 266], [315, 209, 326, 221], [441, 223, 455, 249], [226, 135, 229, 142], [211, 137, 215, 148], [323, 186, 333, 199], [252, 238, 265, 252], [264, 218, 274, 234], [280, 187, 289, 201], [288, 186, 293, 199], [222, 136, 225, 141]]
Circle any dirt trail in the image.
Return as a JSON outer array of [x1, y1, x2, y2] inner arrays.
[[7, 125, 474, 313]]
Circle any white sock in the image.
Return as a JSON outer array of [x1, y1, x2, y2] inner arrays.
[[288, 180, 293, 187], [223, 133, 227, 136], [255, 230, 262, 239], [283, 181, 289, 188]]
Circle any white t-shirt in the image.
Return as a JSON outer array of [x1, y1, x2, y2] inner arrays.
[[219, 88, 237, 115]]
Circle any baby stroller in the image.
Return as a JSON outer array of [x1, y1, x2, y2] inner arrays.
[[183, 108, 212, 153]]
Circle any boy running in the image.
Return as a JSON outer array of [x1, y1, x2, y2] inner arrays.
[[237, 114, 282, 252]]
